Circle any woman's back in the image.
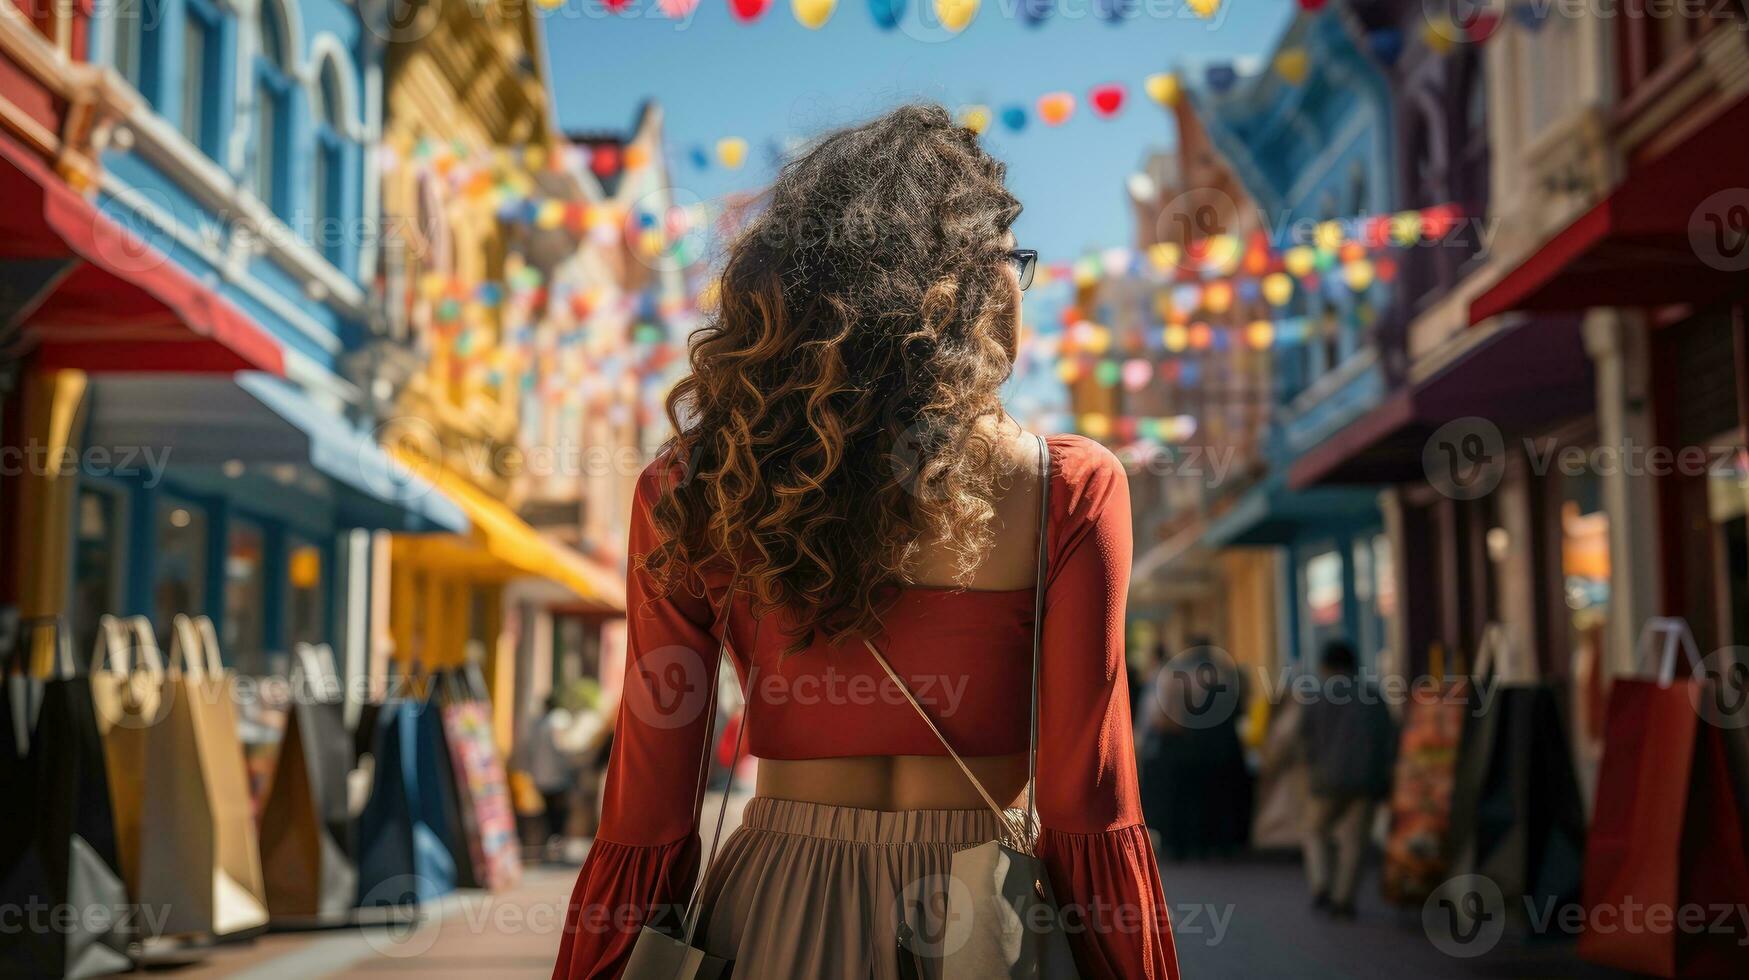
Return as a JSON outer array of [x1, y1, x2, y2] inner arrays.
[[552, 104, 1177, 980], [752, 420, 1044, 810]]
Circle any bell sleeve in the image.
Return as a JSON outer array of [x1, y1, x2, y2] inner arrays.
[[553, 462, 721, 980], [1034, 437, 1181, 980]]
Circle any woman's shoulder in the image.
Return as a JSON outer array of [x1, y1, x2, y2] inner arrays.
[[635, 448, 690, 504], [1044, 433, 1128, 514]]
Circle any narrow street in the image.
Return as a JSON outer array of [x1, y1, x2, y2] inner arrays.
[[130, 850, 1628, 979], [1163, 857, 1621, 979]]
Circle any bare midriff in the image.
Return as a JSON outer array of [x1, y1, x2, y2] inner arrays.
[[753, 752, 1030, 812]]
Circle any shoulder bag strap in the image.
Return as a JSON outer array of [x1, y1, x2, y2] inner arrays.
[[861, 432, 1051, 851], [676, 577, 756, 943]]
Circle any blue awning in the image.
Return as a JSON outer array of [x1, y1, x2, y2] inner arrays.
[[1201, 472, 1380, 549], [84, 373, 469, 533], [233, 374, 467, 532]]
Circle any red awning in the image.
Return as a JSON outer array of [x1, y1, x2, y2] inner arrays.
[[1469, 96, 1749, 325], [0, 129, 284, 375]]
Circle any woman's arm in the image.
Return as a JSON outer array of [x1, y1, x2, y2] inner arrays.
[[553, 462, 722, 980], [1035, 436, 1181, 980]]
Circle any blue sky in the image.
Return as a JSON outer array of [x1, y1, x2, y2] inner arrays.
[[543, 1, 1295, 260]]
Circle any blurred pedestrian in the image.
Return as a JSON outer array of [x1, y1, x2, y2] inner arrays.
[[527, 694, 579, 861], [1299, 639, 1397, 919], [1139, 638, 1252, 860]]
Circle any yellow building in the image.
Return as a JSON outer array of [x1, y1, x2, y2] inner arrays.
[[373, 0, 627, 751]]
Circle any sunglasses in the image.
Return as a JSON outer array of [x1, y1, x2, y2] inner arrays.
[[1006, 249, 1038, 291]]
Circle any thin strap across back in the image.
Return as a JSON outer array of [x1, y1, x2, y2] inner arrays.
[[861, 432, 1052, 852]]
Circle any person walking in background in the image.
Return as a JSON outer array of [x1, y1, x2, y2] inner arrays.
[[1139, 638, 1252, 860], [1299, 639, 1397, 919], [528, 694, 580, 862]]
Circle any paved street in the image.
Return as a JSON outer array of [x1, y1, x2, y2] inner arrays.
[[1162, 856, 1625, 979], [128, 846, 1630, 978]]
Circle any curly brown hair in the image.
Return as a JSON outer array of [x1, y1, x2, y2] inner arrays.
[[645, 103, 1025, 651]]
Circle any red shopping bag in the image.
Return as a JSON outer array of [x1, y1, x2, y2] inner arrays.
[[1578, 620, 1749, 978]]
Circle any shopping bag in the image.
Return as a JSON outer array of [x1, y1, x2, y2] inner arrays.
[[1578, 619, 1749, 977], [259, 644, 358, 923], [1446, 626, 1586, 911], [135, 615, 269, 940], [0, 617, 132, 978], [1249, 693, 1307, 850], [88, 615, 166, 901], [437, 666, 521, 892], [355, 679, 457, 908], [1381, 670, 1472, 904]]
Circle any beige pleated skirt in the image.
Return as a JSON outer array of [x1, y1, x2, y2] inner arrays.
[[693, 797, 1006, 979]]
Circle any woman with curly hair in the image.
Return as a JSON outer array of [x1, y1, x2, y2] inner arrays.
[[553, 104, 1178, 980]]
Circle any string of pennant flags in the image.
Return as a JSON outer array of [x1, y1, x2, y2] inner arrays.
[[545, 0, 1551, 37], [667, 19, 1503, 173]]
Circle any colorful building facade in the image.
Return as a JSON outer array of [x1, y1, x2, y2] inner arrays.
[[3, 0, 464, 688], [1188, 6, 1398, 668]]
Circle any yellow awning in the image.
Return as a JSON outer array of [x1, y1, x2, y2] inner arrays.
[[391, 448, 626, 613]]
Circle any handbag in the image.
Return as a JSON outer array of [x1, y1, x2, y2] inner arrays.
[[259, 643, 359, 923], [0, 616, 133, 979], [862, 434, 1080, 980], [1578, 618, 1749, 977], [89, 615, 166, 901], [355, 664, 459, 909], [135, 614, 270, 940]]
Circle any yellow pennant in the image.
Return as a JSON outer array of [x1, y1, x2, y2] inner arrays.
[[793, 0, 836, 28], [1144, 72, 1181, 108], [934, 0, 979, 32], [716, 137, 748, 170], [959, 104, 992, 134], [1274, 48, 1309, 85]]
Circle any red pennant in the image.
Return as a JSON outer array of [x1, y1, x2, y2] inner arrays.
[[729, 0, 770, 21], [1090, 84, 1126, 118], [589, 144, 621, 177]]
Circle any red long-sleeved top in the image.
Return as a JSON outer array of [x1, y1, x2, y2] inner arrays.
[[554, 433, 1179, 980]]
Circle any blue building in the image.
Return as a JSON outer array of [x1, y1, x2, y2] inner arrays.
[[46, 0, 464, 674], [1190, 8, 1398, 667]]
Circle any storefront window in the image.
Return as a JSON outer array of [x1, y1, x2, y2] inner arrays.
[[1562, 468, 1612, 802], [153, 497, 207, 653], [1303, 547, 1346, 662], [287, 537, 326, 650], [225, 519, 266, 676], [71, 486, 127, 659], [1353, 533, 1396, 667]]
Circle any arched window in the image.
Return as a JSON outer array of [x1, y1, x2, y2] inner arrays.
[[182, 0, 226, 156], [252, 0, 294, 216], [111, 0, 147, 89], [312, 56, 351, 265]]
